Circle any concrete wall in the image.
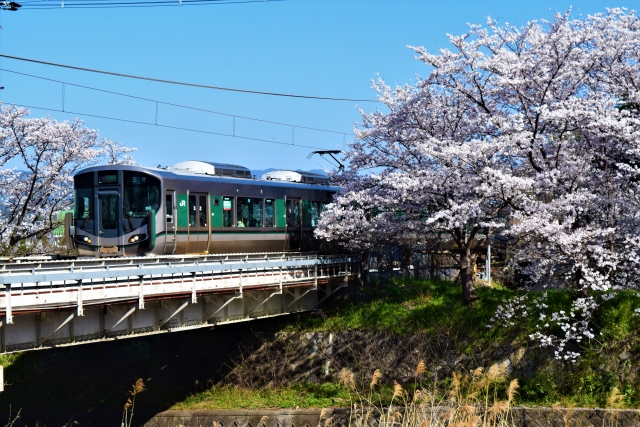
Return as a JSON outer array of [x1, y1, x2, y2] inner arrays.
[[145, 407, 640, 427]]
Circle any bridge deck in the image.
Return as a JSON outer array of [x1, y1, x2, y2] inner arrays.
[[0, 252, 359, 353]]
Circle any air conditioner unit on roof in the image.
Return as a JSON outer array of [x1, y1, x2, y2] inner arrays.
[[171, 161, 252, 178], [261, 170, 330, 185]]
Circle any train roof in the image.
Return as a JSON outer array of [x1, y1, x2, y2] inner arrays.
[[75, 164, 340, 192], [171, 161, 252, 179], [261, 170, 330, 185]]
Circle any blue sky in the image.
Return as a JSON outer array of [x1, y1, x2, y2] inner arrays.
[[0, 0, 632, 173]]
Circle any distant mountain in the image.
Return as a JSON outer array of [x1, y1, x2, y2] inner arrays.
[[251, 168, 329, 179]]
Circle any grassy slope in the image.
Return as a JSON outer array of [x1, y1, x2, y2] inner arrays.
[[175, 278, 640, 410]]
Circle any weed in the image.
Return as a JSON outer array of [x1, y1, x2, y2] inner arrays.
[[3, 406, 20, 427], [172, 383, 351, 410], [121, 378, 145, 427], [173, 278, 640, 410], [343, 361, 518, 427], [0, 354, 19, 370]]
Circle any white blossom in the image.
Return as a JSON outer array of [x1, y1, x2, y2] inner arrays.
[[0, 103, 136, 255], [317, 8, 640, 356]]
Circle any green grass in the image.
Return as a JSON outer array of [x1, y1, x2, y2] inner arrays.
[[174, 278, 640, 410], [172, 383, 352, 410], [0, 353, 20, 368], [288, 277, 535, 349]]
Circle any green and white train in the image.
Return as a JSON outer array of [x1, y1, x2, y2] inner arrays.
[[64, 161, 339, 257]]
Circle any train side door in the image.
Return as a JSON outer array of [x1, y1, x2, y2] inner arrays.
[[164, 190, 177, 254], [96, 189, 120, 247], [188, 192, 209, 253], [285, 197, 301, 251]]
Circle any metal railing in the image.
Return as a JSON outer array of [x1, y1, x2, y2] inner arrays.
[[1, 252, 359, 324]]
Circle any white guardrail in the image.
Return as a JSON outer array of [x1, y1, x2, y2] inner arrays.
[[0, 252, 359, 324]]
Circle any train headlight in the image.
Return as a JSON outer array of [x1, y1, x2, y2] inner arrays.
[[76, 235, 92, 244], [128, 234, 147, 243]]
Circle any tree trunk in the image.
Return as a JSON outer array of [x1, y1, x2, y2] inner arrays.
[[413, 253, 421, 279], [360, 250, 369, 289], [400, 249, 412, 276], [430, 253, 436, 280], [460, 247, 478, 306]]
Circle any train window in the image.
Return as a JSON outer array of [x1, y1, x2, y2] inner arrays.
[[123, 172, 161, 218], [223, 197, 234, 227], [311, 201, 321, 227], [213, 198, 220, 207], [237, 197, 263, 227], [199, 195, 207, 227], [75, 190, 92, 219], [74, 173, 93, 219], [100, 195, 118, 229], [165, 194, 173, 223], [286, 199, 300, 228], [302, 201, 312, 227], [265, 199, 275, 227], [302, 201, 321, 227], [189, 195, 197, 227]]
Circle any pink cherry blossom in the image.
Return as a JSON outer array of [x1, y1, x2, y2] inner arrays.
[[0, 103, 136, 256], [317, 8, 640, 354]]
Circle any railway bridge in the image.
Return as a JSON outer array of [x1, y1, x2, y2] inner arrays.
[[0, 252, 359, 354]]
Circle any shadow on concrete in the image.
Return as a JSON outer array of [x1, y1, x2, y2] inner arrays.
[[0, 315, 299, 427]]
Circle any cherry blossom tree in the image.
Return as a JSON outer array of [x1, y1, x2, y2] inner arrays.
[[315, 83, 528, 305], [0, 103, 136, 256], [316, 6, 640, 323]]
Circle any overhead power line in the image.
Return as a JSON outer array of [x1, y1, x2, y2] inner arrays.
[[17, 0, 275, 10], [0, 54, 378, 103], [5, 101, 337, 151], [0, 68, 355, 136]]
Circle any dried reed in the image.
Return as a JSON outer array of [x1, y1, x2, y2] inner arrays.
[[340, 362, 518, 427], [370, 369, 383, 390], [121, 378, 146, 427]]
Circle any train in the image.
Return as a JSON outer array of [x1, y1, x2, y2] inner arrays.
[[64, 161, 340, 257]]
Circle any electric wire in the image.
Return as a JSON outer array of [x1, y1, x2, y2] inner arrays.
[[0, 54, 378, 102], [5, 101, 337, 150], [19, 0, 271, 9], [19, 0, 258, 4], [13, 0, 276, 8], [0, 68, 355, 136]]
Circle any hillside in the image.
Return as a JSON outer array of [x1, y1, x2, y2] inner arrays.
[[1, 277, 640, 426]]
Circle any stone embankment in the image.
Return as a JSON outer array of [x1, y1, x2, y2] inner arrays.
[[145, 407, 640, 427]]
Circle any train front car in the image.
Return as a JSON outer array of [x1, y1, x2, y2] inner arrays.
[[65, 161, 341, 257], [67, 166, 163, 257]]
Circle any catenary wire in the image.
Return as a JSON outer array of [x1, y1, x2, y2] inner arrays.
[[18, 0, 274, 9], [15, 0, 277, 7], [0, 54, 378, 103], [0, 68, 355, 136], [18, 0, 262, 4], [4, 101, 341, 151]]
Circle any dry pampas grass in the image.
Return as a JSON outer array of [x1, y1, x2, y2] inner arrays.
[[339, 368, 356, 390], [392, 381, 404, 399], [343, 363, 521, 427], [370, 369, 382, 390]]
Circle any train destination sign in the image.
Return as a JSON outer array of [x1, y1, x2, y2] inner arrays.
[[99, 174, 118, 185]]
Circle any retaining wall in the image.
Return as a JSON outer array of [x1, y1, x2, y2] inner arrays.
[[144, 407, 640, 427]]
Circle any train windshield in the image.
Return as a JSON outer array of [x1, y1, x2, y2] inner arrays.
[[74, 173, 94, 219], [123, 171, 161, 217]]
